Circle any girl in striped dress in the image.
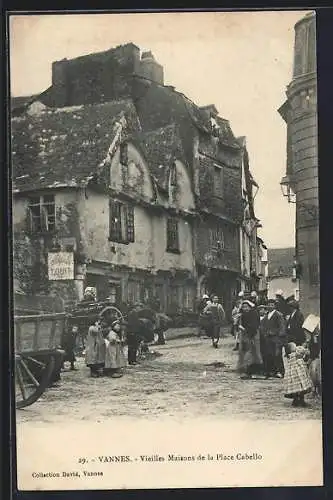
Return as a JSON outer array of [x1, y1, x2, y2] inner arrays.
[[284, 342, 313, 407]]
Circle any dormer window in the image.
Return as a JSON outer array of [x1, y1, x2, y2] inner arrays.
[[170, 164, 177, 187], [120, 142, 128, 166], [210, 117, 220, 137]]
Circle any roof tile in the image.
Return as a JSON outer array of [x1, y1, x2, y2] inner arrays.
[[11, 99, 141, 192]]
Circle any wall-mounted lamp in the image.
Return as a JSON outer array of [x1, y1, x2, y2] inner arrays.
[[280, 175, 296, 203]]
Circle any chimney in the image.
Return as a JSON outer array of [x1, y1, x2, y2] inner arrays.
[[138, 50, 164, 85], [114, 43, 141, 73], [52, 59, 68, 86], [51, 59, 69, 106]]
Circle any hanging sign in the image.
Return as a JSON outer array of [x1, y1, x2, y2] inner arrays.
[[48, 252, 74, 281]]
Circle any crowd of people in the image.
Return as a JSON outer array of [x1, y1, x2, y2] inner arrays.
[[58, 286, 321, 409], [198, 289, 321, 408]]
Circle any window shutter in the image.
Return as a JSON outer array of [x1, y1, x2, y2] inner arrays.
[[109, 200, 115, 238], [121, 204, 128, 242], [109, 199, 123, 241], [109, 199, 119, 239], [167, 218, 172, 249], [40, 206, 49, 232], [126, 205, 135, 242]]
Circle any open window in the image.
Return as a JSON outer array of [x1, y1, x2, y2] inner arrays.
[[109, 199, 135, 244], [27, 194, 56, 233]]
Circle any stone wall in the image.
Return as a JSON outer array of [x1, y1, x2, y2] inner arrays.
[[285, 12, 319, 316]]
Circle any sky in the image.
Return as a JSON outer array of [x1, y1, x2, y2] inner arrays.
[[9, 10, 310, 249]]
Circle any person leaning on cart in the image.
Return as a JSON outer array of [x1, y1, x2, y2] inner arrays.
[[125, 302, 155, 365]]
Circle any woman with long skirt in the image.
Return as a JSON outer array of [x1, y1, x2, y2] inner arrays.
[[85, 320, 106, 377], [237, 300, 262, 379]]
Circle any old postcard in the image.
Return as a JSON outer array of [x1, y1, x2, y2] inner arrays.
[[10, 10, 322, 490]]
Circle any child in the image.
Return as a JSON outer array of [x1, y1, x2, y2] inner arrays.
[[85, 320, 106, 377], [284, 342, 313, 407], [104, 320, 126, 378], [231, 299, 242, 351]]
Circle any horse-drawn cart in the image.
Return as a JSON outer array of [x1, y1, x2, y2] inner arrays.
[[14, 313, 66, 409]]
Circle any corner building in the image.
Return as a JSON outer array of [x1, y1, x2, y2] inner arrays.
[[278, 12, 319, 316]]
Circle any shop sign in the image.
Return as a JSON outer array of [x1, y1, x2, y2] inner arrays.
[[48, 252, 74, 281]]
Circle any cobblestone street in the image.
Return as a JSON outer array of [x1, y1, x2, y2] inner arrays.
[[16, 330, 321, 425]]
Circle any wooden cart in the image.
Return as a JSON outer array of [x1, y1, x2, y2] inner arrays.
[[67, 301, 125, 335], [14, 313, 66, 409]]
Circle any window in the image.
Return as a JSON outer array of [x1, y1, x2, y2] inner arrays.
[[170, 164, 177, 187], [224, 225, 236, 251], [168, 285, 181, 313], [107, 285, 117, 304], [154, 283, 165, 311], [109, 200, 135, 243], [27, 194, 56, 233], [166, 217, 179, 253], [213, 166, 223, 198], [127, 280, 143, 304], [209, 227, 224, 249], [120, 143, 128, 166], [184, 287, 194, 310]]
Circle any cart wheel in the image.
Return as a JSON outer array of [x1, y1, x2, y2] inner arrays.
[[15, 353, 56, 409], [99, 306, 124, 324]]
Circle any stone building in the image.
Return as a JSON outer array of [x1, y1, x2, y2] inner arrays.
[[267, 247, 300, 301], [237, 136, 266, 296], [11, 42, 265, 319], [278, 12, 319, 316]]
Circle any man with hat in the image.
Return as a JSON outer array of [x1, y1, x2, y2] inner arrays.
[[126, 304, 141, 365], [203, 295, 225, 348], [197, 294, 211, 337], [260, 298, 286, 378], [285, 297, 305, 346], [250, 290, 259, 307], [275, 290, 289, 318]]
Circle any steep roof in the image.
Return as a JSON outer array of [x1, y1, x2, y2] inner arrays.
[[132, 123, 187, 192], [133, 78, 240, 166], [268, 247, 295, 278], [11, 99, 141, 193], [213, 115, 240, 149]]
